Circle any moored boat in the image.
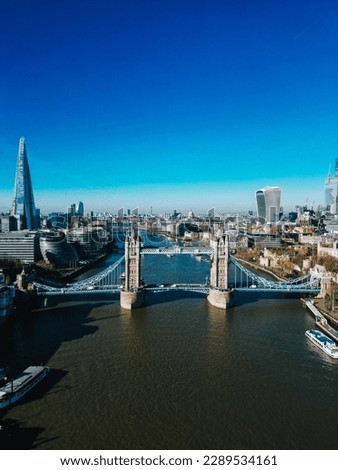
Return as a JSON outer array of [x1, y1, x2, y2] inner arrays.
[[305, 329, 338, 359], [0, 366, 49, 409]]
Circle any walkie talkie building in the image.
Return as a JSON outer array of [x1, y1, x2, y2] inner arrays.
[[12, 137, 40, 230], [255, 186, 281, 224]]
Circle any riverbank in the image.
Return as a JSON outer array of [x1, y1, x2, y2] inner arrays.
[[311, 297, 338, 327], [233, 257, 288, 282], [237, 258, 338, 327]]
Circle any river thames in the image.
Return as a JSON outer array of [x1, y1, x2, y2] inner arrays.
[[1, 251, 338, 450]]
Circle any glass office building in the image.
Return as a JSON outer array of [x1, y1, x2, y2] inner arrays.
[[11, 137, 40, 230], [255, 186, 281, 224]]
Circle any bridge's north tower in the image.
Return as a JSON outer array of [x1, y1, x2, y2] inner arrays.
[[120, 232, 144, 309], [207, 234, 234, 309]]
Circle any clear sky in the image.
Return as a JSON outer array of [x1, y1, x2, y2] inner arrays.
[[0, 0, 337, 214]]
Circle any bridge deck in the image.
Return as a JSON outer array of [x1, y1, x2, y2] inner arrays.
[[32, 252, 321, 296], [140, 247, 213, 255], [35, 284, 320, 296]]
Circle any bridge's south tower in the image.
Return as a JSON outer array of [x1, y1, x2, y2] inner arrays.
[[207, 234, 234, 309], [120, 232, 144, 309]]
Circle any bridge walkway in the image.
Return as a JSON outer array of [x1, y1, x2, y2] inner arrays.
[[304, 300, 338, 343]]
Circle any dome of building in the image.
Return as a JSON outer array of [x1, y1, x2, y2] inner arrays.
[[39, 232, 78, 267], [188, 209, 194, 219]]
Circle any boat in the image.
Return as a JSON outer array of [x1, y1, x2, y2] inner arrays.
[[0, 365, 49, 409], [305, 329, 338, 359]]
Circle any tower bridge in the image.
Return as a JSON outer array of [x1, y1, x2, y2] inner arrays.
[[32, 233, 321, 309]]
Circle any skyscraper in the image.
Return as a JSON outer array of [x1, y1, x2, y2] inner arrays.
[[12, 137, 40, 230], [255, 186, 281, 224], [76, 201, 84, 217]]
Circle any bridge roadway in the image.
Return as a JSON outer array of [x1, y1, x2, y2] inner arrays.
[[34, 284, 210, 296], [35, 283, 320, 296]]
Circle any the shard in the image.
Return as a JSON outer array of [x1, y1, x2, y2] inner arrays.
[[12, 137, 40, 230]]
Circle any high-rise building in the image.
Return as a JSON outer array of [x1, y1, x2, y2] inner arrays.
[[11, 137, 40, 230], [0, 215, 18, 233], [208, 208, 215, 218], [255, 186, 281, 224], [0, 231, 40, 263], [324, 158, 338, 214], [76, 201, 84, 217]]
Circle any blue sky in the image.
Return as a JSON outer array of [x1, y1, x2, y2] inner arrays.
[[0, 0, 337, 214]]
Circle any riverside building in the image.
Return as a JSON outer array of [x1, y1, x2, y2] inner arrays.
[[0, 231, 40, 263]]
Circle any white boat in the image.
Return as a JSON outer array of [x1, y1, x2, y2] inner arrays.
[[305, 329, 338, 359], [0, 366, 49, 409]]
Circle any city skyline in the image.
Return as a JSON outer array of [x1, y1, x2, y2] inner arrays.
[[0, 138, 334, 215], [1, 0, 337, 213]]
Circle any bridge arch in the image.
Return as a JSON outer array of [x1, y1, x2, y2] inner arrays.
[[119, 232, 234, 309]]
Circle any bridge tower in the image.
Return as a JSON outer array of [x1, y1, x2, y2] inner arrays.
[[207, 233, 234, 309], [120, 232, 144, 309]]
